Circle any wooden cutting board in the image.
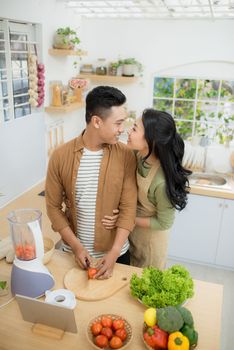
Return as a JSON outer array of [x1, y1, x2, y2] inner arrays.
[[64, 265, 129, 301]]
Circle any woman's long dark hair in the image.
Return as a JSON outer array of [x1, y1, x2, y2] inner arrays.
[[142, 108, 192, 211]]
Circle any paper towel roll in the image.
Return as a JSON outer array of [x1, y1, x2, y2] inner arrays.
[[45, 289, 76, 309]]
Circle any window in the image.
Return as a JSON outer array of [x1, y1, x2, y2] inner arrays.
[[153, 76, 234, 144], [0, 20, 38, 123]]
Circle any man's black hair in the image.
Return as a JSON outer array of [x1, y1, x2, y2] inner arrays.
[[85, 86, 126, 124]]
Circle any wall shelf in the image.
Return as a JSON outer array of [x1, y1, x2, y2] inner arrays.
[[77, 74, 138, 84], [48, 48, 87, 56], [45, 101, 85, 113]]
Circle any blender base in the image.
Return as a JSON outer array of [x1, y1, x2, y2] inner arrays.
[[11, 264, 54, 298]]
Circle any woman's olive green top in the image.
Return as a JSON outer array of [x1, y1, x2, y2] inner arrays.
[[137, 156, 175, 230]]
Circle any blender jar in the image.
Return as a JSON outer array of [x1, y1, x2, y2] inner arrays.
[[8, 209, 42, 261]]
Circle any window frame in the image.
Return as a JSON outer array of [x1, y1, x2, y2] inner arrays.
[[0, 19, 39, 124], [153, 75, 234, 143]]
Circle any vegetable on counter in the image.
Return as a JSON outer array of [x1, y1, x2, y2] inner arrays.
[[130, 264, 194, 308], [0, 280, 8, 296], [144, 325, 168, 349], [180, 324, 198, 346], [168, 331, 190, 350], [157, 306, 184, 333], [142, 306, 198, 349], [176, 306, 194, 328], [0, 281, 7, 290], [144, 307, 157, 327], [176, 306, 198, 346], [87, 267, 98, 279]]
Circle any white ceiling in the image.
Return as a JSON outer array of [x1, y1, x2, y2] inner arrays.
[[57, 0, 234, 19]]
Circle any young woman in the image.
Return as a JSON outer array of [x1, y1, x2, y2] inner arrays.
[[103, 108, 191, 269]]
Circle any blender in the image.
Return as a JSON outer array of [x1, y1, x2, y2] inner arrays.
[[8, 209, 54, 298]]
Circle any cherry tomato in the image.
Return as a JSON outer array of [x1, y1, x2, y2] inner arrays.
[[88, 268, 97, 279], [95, 334, 108, 348], [112, 319, 124, 331], [109, 336, 123, 349], [115, 328, 127, 341], [15, 244, 24, 259], [101, 316, 113, 328], [91, 322, 102, 336], [101, 327, 113, 339]]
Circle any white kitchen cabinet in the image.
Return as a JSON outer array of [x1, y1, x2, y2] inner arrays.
[[168, 194, 234, 268], [215, 199, 234, 268]]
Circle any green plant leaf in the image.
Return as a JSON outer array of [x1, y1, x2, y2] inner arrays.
[[0, 281, 7, 289]]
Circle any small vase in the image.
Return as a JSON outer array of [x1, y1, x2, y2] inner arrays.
[[74, 88, 83, 103]]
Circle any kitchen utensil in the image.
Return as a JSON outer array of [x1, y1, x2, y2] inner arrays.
[[64, 265, 129, 301], [213, 146, 231, 174], [55, 126, 59, 148], [87, 314, 132, 350], [60, 124, 64, 145], [48, 129, 54, 157], [187, 146, 194, 169], [230, 151, 234, 169], [8, 209, 54, 298], [182, 142, 190, 168]]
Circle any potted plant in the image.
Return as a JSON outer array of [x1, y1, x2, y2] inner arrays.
[[108, 61, 120, 76], [53, 27, 80, 50], [119, 58, 143, 77]]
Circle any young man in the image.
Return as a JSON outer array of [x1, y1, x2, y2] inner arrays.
[[45, 86, 137, 279]]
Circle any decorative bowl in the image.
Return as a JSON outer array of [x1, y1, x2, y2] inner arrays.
[[87, 314, 132, 350], [43, 237, 55, 264]]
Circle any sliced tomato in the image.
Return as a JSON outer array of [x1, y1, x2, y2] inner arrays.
[[88, 268, 97, 279]]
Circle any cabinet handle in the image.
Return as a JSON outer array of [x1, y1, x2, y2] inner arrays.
[[219, 203, 223, 207], [224, 204, 228, 208]]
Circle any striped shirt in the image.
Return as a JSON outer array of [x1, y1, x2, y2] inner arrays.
[[63, 148, 129, 258]]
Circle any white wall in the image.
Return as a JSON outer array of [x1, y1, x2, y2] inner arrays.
[[0, 0, 86, 207], [81, 18, 234, 115]]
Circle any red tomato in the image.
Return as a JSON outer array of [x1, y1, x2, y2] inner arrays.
[[88, 268, 97, 279], [101, 327, 113, 339], [15, 244, 24, 259], [112, 319, 124, 331], [95, 334, 108, 348], [101, 316, 113, 328], [91, 322, 102, 336], [109, 336, 123, 349], [115, 328, 127, 341]]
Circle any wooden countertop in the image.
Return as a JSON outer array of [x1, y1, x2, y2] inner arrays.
[[0, 250, 223, 350], [190, 175, 234, 200]]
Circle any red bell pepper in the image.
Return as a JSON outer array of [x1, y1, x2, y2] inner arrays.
[[144, 326, 168, 349]]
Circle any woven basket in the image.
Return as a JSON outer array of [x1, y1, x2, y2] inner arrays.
[[87, 314, 132, 350]]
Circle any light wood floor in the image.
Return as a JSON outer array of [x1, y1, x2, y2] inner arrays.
[[0, 182, 233, 349]]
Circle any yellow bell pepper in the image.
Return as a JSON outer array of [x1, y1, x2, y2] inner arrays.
[[168, 331, 190, 350]]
